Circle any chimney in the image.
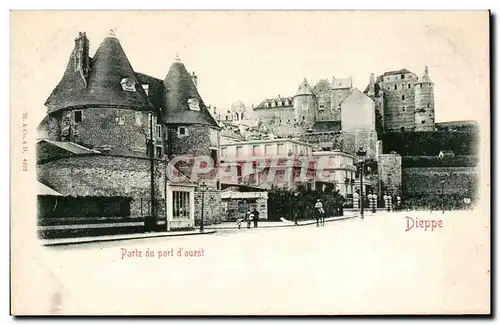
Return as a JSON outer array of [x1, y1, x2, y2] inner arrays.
[[191, 71, 198, 88], [74, 32, 90, 87], [368, 73, 375, 96]]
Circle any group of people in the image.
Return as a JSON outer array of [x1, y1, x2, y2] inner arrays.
[[237, 208, 260, 229]]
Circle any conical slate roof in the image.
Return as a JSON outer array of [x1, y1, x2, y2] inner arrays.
[[45, 36, 155, 114], [162, 59, 219, 128], [294, 78, 314, 97]]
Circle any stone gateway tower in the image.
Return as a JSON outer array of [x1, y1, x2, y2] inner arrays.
[[414, 66, 436, 131]]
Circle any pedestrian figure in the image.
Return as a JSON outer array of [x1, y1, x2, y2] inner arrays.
[[236, 215, 243, 229], [252, 208, 260, 228], [314, 199, 325, 227], [246, 210, 253, 229]]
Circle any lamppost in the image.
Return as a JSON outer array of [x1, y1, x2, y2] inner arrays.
[[440, 179, 445, 214], [199, 181, 207, 232], [356, 147, 367, 219], [294, 191, 299, 225]]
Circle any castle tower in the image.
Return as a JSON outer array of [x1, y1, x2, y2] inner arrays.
[[293, 78, 316, 125], [414, 66, 435, 131], [44, 30, 157, 156], [377, 69, 418, 132]]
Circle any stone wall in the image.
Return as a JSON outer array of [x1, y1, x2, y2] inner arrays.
[[45, 107, 161, 158], [167, 124, 212, 157], [378, 153, 402, 194], [194, 188, 222, 224], [37, 155, 167, 218], [402, 166, 478, 196]]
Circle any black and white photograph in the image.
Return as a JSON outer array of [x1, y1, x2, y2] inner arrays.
[[10, 10, 490, 315]]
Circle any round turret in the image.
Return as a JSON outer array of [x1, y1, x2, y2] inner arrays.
[[414, 66, 435, 131], [293, 78, 316, 125]]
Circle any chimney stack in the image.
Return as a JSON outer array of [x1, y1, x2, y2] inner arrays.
[[74, 32, 90, 87], [191, 71, 198, 88], [368, 73, 375, 96]]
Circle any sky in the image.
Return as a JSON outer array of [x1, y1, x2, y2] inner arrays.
[[11, 11, 489, 125]]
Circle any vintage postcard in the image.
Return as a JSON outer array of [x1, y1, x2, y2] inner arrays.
[[10, 10, 490, 315]]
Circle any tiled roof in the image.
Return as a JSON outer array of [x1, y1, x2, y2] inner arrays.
[[37, 181, 63, 196], [42, 140, 100, 154], [136, 72, 165, 112], [162, 60, 219, 128], [45, 36, 155, 114], [295, 78, 314, 96], [382, 69, 412, 76], [254, 96, 293, 109]]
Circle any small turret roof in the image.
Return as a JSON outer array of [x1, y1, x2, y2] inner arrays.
[[45, 35, 155, 114], [294, 78, 314, 96], [417, 66, 433, 84], [162, 59, 219, 128]]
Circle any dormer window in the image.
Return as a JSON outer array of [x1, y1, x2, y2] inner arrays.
[[121, 78, 136, 92], [188, 98, 200, 111]]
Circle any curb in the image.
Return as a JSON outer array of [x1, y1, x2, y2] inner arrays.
[[41, 229, 217, 247], [204, 216, 357, 230]]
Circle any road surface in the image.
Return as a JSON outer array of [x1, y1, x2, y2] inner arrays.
[[24, 210, 490, 315]]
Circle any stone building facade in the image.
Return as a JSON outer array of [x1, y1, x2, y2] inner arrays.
[[37, 31, 221, 230]]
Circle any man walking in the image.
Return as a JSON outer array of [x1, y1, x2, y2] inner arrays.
[[252, 208, 260, 228]]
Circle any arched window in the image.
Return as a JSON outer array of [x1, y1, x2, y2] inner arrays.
[[400, 126, 405, 132]]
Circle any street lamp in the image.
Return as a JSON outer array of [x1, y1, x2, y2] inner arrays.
[[199, 181, 207, 232], [440, 179, 445, 214], [294, 191, 299, 225], [356, 147, 367, 219]]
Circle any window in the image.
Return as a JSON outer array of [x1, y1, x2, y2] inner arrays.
[[241, 113, 244, 120], [178, 126, 188, 137], [156, 146, 163, 158], [156, 125, 162, 138], [142, 84, 149, 96], [135, 112, 142, 126], [420, 84, 423, 88], [427, 104, 430, 108], [394, 85, 398, 90], [402, 107, 406, 112], [121, 78, 136, 92], [421, 120, 425, 124], [221, 147, 227, 157], [402, 95, 405, 100], [236, 146, 243, 158], [116, 117, 125, 125], [277, 144, 285, 155], [401, 74, 405, 79], [252, 145, 259, 157], [302, 116, 305, 120], [74, 110, 82, 123], [408, 84, 411, 89], [187, 98, 200, 111], [265, 144, 272, 155], [211, 149, 218, 166], [172, 191, 190, 219], [318, 104, 325, 111]]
